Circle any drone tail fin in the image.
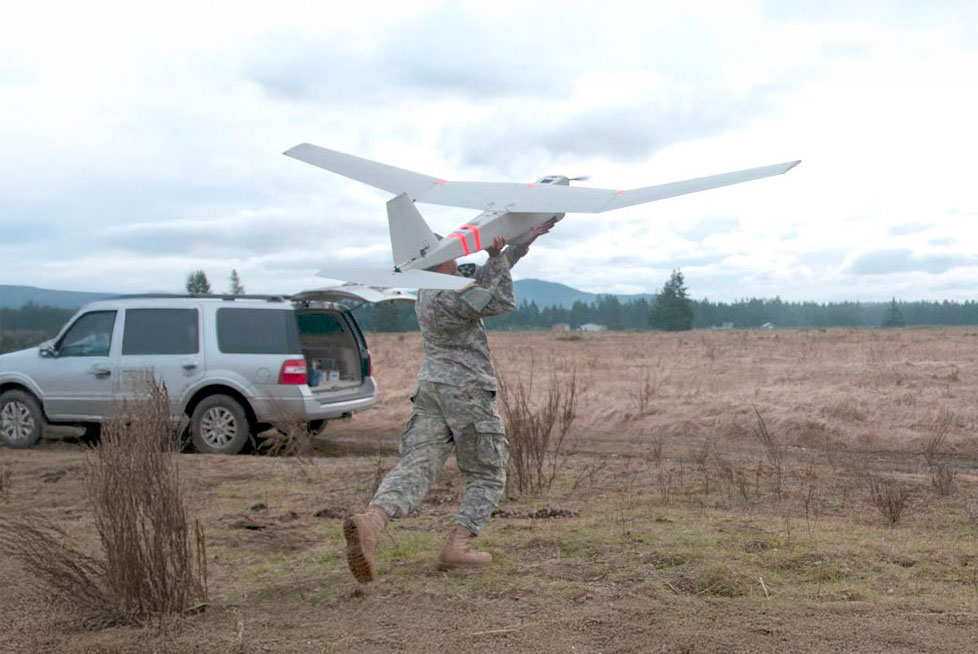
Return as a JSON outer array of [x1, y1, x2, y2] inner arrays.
[[387, 193, 439, 269]]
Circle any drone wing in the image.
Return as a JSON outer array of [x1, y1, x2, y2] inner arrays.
[[316, 263, 474, 291], [286, 143, 443, 198], [285, 143, 800, 213]]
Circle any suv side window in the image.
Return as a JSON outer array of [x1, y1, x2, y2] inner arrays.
[[57, 311, 117, 357], [217, 308, 301, 354], [123, 308, 199, 355]]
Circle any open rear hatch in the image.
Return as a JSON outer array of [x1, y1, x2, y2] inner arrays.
[[292, 284, 416, 392], [291, 284, 416, 308]]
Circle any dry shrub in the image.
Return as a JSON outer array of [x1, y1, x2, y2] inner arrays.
[[689, 441, 713, 494], [613, 458, 649, 537], [0, 514, 110, 613], [648, 436, 664, 465], [867, 475, 911, 526], [88, 380, 207, 620], [801, 465, 821, 534], [654, 468, 676, 505], [751, 406, 784, 501], [258, 418, 315, 458], [714, 454, 752, 505], [634, 368, 659, 415], [930, 462, 957, 497], [499, 367, 578, 496], [570, 458, 608, 492], [0, 379, 207, 624], [923, 406, 952, 466]]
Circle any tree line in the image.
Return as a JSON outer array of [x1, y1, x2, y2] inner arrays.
[[351, 296, 978, 332], [355, 271, 978, 332]]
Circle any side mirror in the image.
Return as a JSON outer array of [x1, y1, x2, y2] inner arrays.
[[39, 345, 57, 358]]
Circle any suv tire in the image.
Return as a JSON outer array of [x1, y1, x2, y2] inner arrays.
[[191, 395, 250, 455], [0, 390, 44, 449]]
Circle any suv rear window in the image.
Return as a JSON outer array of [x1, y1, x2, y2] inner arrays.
[[217, 308, 301, 354], [296, 312, 351, 348], [123, 308, 199, 355]]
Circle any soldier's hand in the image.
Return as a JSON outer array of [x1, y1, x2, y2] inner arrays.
[[485, 236, 506, 257], [527, 218, 557, 245]]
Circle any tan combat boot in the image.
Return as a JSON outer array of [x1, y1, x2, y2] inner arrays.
[[437, 525, 492, 570], [343, 505, 388, 584]]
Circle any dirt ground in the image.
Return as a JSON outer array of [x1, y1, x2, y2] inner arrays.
[[2, 328, 978, 653]]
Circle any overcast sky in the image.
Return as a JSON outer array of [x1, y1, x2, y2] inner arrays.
[[1, 0, 976, 302]]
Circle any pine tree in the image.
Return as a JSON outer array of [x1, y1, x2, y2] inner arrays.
[[185, 270, 212, 295], [227, 269, 245, 296], [596, 295, 624, 330], [881, 297, 905, 328], [649, 269, 693, 331]]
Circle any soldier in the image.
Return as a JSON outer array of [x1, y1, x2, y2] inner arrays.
[[343, 221, 555, 583]]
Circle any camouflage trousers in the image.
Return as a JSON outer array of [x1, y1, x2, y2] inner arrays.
[[371, 380, 509, 534]]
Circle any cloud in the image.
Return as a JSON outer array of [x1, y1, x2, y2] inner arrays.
[[797, 248, 849, 267], [763, 0, 976, 29], [246, 7, 574, 104], [888, 222, 929, 236], [848, 249, 977, 275], [448, 90, 777, 168], [676, 217, 740, 241], [101, 201, 383, 258]]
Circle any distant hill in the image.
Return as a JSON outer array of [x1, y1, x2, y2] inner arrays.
[[514, 279, 655, 309], [0, 285, 115, 309], [1, 280, 654, 311]]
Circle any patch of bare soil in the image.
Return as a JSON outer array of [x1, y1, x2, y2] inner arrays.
[[495, 507, 580, 518], [3, 558, 977, 654]]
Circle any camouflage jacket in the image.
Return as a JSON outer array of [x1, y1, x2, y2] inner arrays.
[[415, 251, 516, 390]]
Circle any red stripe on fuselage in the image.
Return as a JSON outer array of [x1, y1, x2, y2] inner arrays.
[[458, 224, 482, 251], [448, 232, 471, 255]]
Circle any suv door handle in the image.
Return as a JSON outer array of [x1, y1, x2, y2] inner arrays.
[[182, 360, 199, 371], [88, 365, 111, 378]]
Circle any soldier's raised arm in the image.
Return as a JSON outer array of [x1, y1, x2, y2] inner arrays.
[[459, 236, 515, 318]]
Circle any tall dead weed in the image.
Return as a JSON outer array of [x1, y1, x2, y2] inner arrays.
[[0, 379, 207, 624]]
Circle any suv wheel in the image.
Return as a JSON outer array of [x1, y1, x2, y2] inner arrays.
[[0, 390, 44, 449], [191, 395, 250, 455]]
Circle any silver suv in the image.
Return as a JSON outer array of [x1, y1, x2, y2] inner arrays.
[[0, 288, 410, 454]]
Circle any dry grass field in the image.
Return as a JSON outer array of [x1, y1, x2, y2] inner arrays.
[[2, 328, 978, 653]]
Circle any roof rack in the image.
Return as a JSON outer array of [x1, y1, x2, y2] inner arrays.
[[111, 293, 291, 302]]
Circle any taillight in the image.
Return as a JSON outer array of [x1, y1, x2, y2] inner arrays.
[[279, 359, 308, 385]]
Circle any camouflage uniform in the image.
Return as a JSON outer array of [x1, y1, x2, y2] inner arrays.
[[371, 251, 517, 534]]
